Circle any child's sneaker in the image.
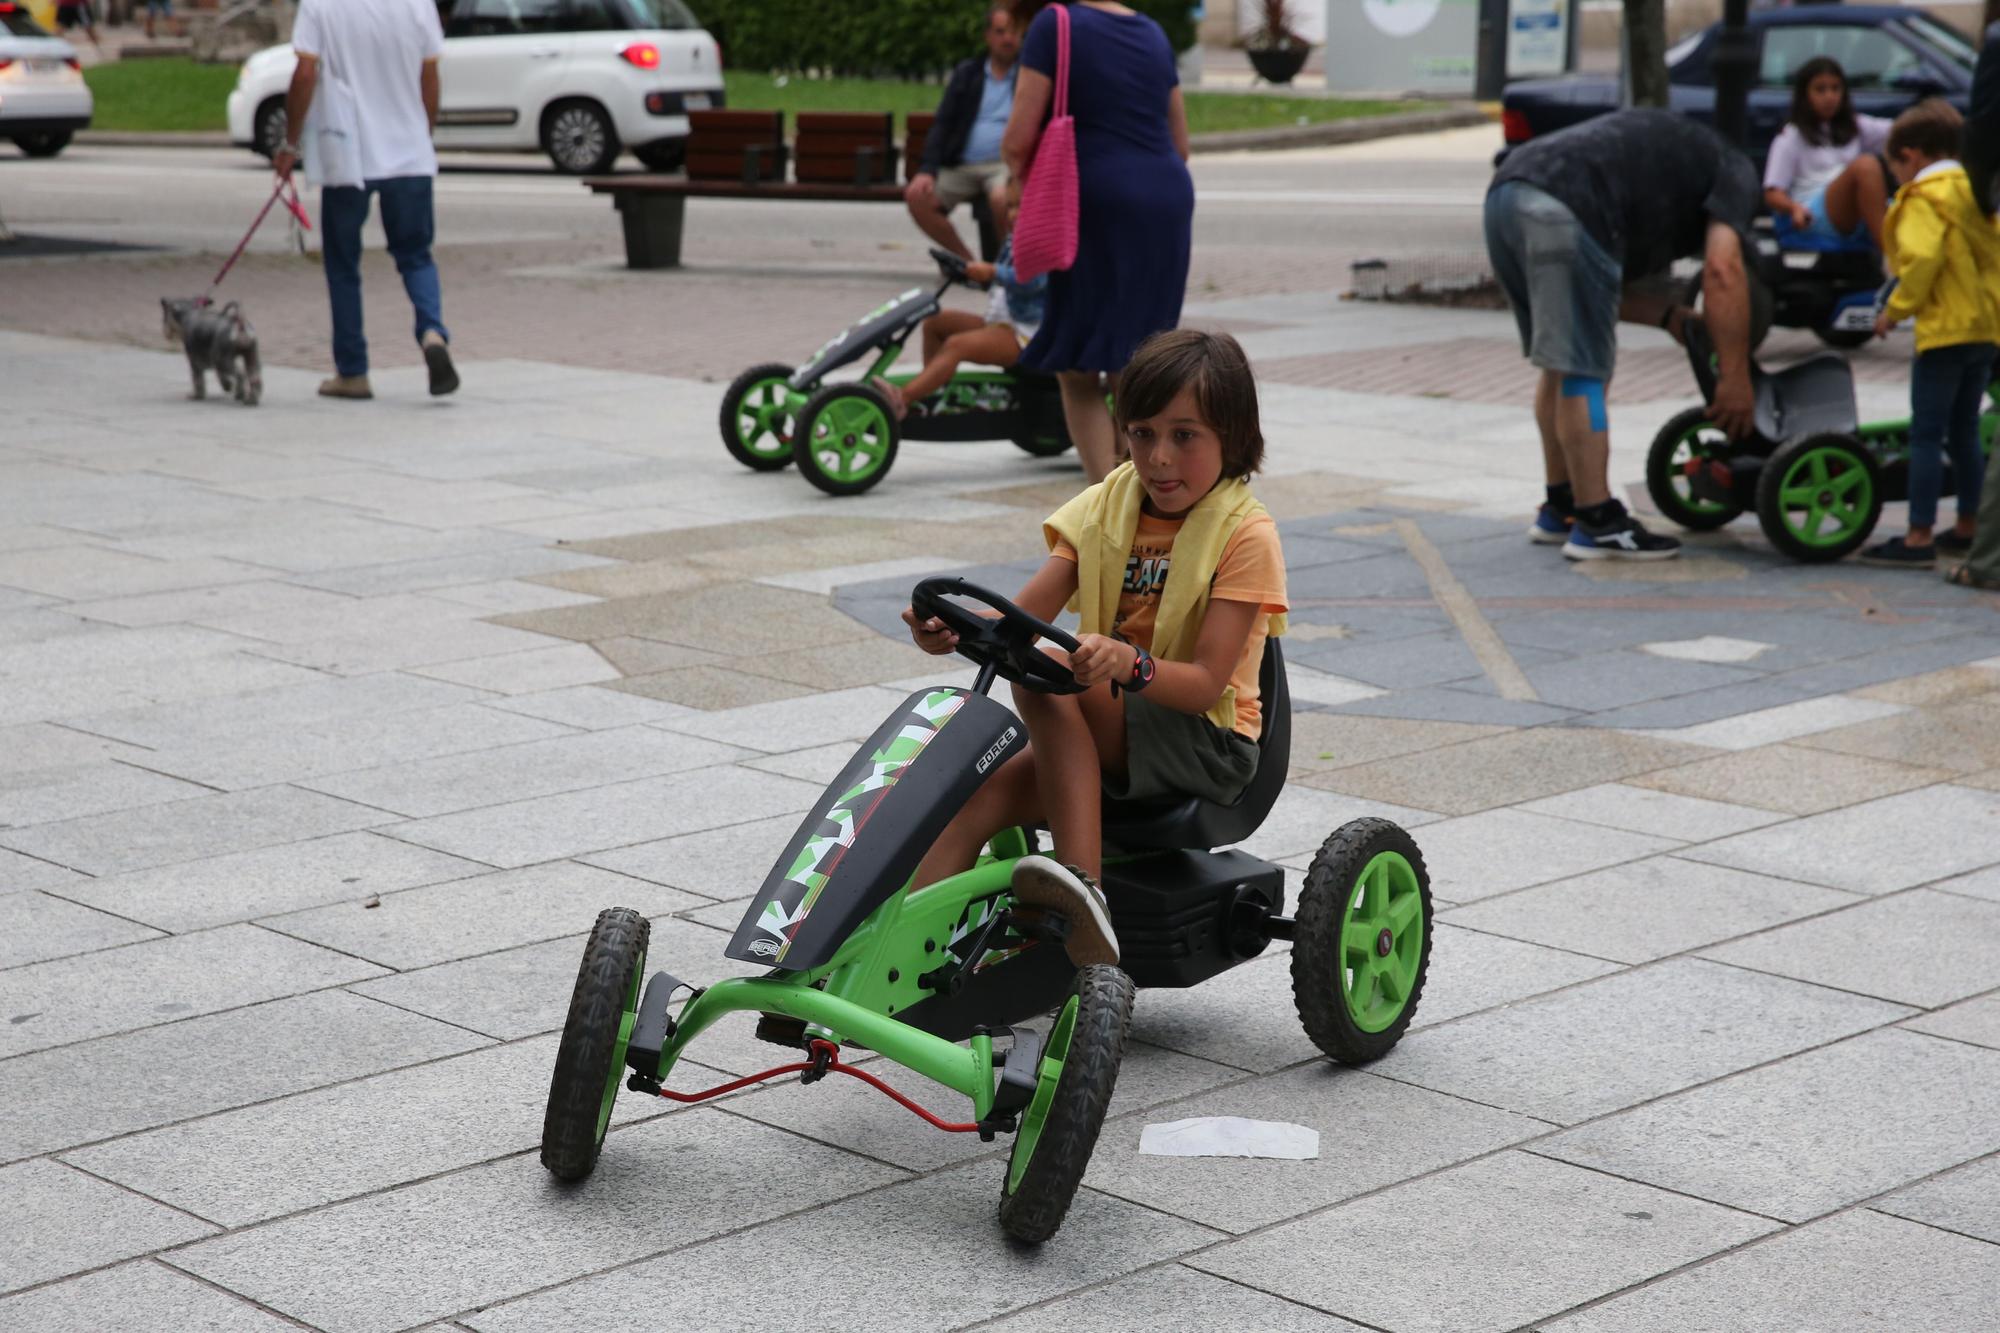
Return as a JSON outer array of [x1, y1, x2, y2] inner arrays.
[[1527, 504, 1573, 545], [1011, 856, 1118, 967], [1859, 536, 1936, 568], [1564, 507, 1682, 562]]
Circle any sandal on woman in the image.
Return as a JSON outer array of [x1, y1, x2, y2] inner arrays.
[[1944, 563, 2000, 590]]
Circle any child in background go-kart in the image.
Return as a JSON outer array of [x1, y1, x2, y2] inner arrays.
[[901, 329, 1289, 967], [1764, 57, 1894, 252], [874, 218, 1047, 421]]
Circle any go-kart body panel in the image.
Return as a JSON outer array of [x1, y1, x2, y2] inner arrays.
[[790, 287, 937, 390]]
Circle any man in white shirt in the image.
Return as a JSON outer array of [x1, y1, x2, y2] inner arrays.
[[273, 0, 458, 399]]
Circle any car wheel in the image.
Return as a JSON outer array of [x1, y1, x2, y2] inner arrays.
[[632, 139, 686, 173], [253, 97, 288, 160], [542, 99, 619, 176], [13, 131, 71, 158]]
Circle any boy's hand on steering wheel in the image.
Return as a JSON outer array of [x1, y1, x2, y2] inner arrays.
[[902, 607, 959, 655], [1070, 633, 1136, 688]]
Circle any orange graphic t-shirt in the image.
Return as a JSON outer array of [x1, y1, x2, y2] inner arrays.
[[1053, 508, 1288, 738]]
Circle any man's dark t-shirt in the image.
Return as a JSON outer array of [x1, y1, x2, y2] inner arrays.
[[1492, 108, 1760, 279]]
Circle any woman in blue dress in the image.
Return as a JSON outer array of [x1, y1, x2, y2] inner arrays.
[[1003, 0, 1194, 482]]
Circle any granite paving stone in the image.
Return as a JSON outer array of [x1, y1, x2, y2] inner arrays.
[[462, 1167, 1215, 1333], [0, 990, 490, 1164], [1284, 629, 1556, 691], [262, 861, 700, 970], [1931, 861, 2000, 903], [1538, 1028, 2000, 1220], [1305, 729, 1708, 816], [1540, 1209, 2000, 1332], [0, 846, 85, 895], [1228, 784, 1441, 863], [1441, 858, 1857, 964], [0, 1260, 300, 1333], [1873, 1153, 2000, 1245], [1851, 662, 2000, 706], [1682, 785, 2000, 892], [1627, 742, 1954, 815], [164, 1110, 903, 1333], [983, 1264, 1372, 1332], [61, 670, 484, 749], [1517, 783, 1785, 841], [1620, 693, 1907, 750], [1698, 889, 2000, 1007], [1286, 712, 1507, 773], [301, 725, 749, 818], [643, 684, 912, 752], [1328, 685, 1580, 727], [1189, 1151, 1777, 1333], [1459, 651, 1766, 714], [406, 643, 624, 694], [1399, 808, 1680, 903], [0, 721, 149, 778], [0, 1160, 218, 1295], [1766, 631, 2000, 696], [0, 545, 266, 601], [62, 580, 359, 631], [741, 741, 864, 785], [0, 785, 395, 878], [1902, 992, 2000, 1049], [0, 760, 213, 829], [1794, 697, 2000, 773], [576, 813, 803, 900], [0, 924, 386, 1060], [1372, 958, 1909, 1124], [379, 763, 820, 868], [0, 654, 328, 728], [253, 618, 560, 677], [607, 662, 818, 708], [0, 889, 161, 969], [0, 623, 267, 680], [486, 683, 701, 731], [1082, 1063, 1544, 1233], [284, 547, 615, 599]]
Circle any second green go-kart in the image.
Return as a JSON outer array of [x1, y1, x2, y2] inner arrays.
[[541, 578, 1435, 1243]]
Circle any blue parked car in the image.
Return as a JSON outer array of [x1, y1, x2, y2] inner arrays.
[[1499, 4, 1978, 166]]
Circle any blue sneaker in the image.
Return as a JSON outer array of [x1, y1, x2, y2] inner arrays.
[[1527, 504, 1573, 545], [1564, 509, 1681, 561]]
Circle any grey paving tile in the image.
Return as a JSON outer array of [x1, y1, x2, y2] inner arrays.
[[0, 1161, 217, 1295], [1874, 1153, 2000, 1245], [0, 654, 326, 728], [1927, 861, 2000, 904], [0, 990, 490, 1164], [262, 861, 701, 970], [1767, 631, 2000, 696], [64, 671, 484, 749], [1700, 889, 2000, 1008], [0, 889, 160, 969], [1681, 785, 2000, 893], [577, 813, 816, 900], [1372, 958, 1909, 1124], [64, 1034, 678, 1228], [1189, 1151, 1776, 1333], [1442, 858, 1857, 965], [464, 1167, 1214, 1333], [1459, 651, 1766, 713], [0, 623, 262, 680], [984, 1265, 1371, 1332], [741, 740, 862, 784], [0, 722, 148, 779], [63, 580, 358, 631], [1541, 1208, 2000, 1332], [1304, 728, 1707, 817], [1903, 993, 2000, 1050], [1329, 686, 1581, 727], [254, 619, 559, 677], [166, 1110, 903, 1333], [486, 683, 701, 730], [1405, 808, 1679, 903], [1229, 784, 1442, 861], [408, 643, 624, 695], [51, 831, 488, 933], [0, 1260, 298, 1333], [1518, 783, 1785, 842], [0, 786, 394, 878], [286, 546, 613, 598], [0, 545, 266, 601], [380, 764, 820, 868], [0, 924, 385, 1060], [1540, 1028, 2000, 1220], [301, 725, 749, 818], [646, 684, 912, 753], [0, 760, 213, 829], [1290, 630, 1558, 691], [0, 846, 84, 895], [1083, 1063, 1542, 1234]]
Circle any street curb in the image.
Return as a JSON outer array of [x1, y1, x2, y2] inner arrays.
[[77, 130, 234, 147]]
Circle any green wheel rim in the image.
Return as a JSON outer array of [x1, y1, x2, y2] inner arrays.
[[1340, 851, 1424, 1034], [1006, 995, 1077, 1194], [596, 955, 644, 1143], [806, 395, 893, 484], [1774, 445, 1874, 548], [733, 376, 795, 462], [1664, 421, 1735, 518]]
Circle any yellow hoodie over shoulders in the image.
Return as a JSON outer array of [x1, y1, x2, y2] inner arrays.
[[1882, 163, 2000, 353]]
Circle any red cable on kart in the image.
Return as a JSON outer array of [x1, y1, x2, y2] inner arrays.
[[643, 1038, 981, 1133]]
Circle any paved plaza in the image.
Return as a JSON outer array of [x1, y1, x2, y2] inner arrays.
[[4, 131, 2000, 1331]]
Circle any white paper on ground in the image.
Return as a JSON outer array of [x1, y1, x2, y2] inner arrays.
[[1138, 1115, 1320, 1160]]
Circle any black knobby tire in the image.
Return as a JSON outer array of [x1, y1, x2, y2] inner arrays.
[[541, 907, 649, 1182], [1292, 817, 1433, 1065], [719, 362, 800, 472], [632, 139, 687, 173], [794, 382, 901, 496], [253, 97, 288, 160], [1645, 406, 1743, 532], [1816, 327, 1874, 351], [1754, 431, 1883, 563], [13, 131, 71, 158], [997, 965, 1134, 1245], [542, 99, 619, 176]]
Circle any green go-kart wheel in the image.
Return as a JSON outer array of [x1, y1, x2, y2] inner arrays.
[[719, 362, 800, 472], [1292, 817, 1432, 1064], [795, 382, 900, 496], [1755, 431, 1883, 563], [1645, 406, 1743, 532], [998, 964, 1133, 1244], [541, 906, 649, 1182]]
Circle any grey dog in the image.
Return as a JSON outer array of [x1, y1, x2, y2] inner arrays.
[[161, 297, 263, 406]]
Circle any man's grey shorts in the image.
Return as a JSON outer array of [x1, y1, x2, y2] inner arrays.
[[1483, 180, 1621, 381]]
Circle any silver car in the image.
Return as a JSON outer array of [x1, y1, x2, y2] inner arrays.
[[0, 1, 92, 158]]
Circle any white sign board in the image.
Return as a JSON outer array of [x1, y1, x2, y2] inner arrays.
[[1506, 0, 1568, 77], [1324, 0, 1478, 96]]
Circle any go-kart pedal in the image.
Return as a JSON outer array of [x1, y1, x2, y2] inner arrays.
[[754, 1012, 809, 1048], [1010, 856, 1119, 967]]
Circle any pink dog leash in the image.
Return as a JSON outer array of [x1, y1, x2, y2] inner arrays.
[[201, 175, 312, 305]]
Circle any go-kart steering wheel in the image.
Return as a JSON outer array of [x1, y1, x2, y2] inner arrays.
[[910, 577, 1085, 695], [929, 247, 989, 290]]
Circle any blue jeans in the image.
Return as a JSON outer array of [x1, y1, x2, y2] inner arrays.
[[1908, 341, 1996, 530], [321, 176, 447, 378]]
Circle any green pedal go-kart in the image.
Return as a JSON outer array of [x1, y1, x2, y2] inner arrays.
[[718, 249, 1072, 496], [540, 578, 1435, 1243]]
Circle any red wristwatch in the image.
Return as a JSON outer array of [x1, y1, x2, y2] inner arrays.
[[1127, 644, 1155, 691]]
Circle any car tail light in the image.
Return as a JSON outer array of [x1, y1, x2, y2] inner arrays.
[[620, 42, 660, 70], [65, 57, 80, 70], [1501, 108, 1531, 144]]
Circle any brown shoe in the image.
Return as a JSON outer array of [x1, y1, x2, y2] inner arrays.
[[318, 375, 373, 400], [1011, 855, 1118, 967]]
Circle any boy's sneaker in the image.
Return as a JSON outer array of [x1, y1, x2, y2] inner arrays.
[[1011, 856, 1118, 967], [1527, 504, 1573, 545], [1859, 536, 1936, 568], [1563, 508, 1682, 562]]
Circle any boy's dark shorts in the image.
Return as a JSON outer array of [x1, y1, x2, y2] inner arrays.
[[1106, 691, 1259, 807]]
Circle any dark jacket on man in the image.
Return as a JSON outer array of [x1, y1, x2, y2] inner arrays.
[[920, 55, 993, 178]]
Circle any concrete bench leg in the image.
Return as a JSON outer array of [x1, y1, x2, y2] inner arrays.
[[614, 192, 686, 269]]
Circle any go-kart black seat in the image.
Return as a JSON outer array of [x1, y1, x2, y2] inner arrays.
[[1100, 637, 1290, 853]]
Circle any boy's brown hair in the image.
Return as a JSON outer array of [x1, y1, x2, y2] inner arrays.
[[1115, 329, 1265, 479], [1887, 98, 1963, 163]]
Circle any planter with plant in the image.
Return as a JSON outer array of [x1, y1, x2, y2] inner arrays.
[[1245, 0, 1310, 85]]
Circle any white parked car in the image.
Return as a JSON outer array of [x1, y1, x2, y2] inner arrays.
[[227, 0, 723, 175], [0, 1, 91, 158]]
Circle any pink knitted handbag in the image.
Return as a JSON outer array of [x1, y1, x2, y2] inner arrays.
[[1010, 2, 1078, 281]]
